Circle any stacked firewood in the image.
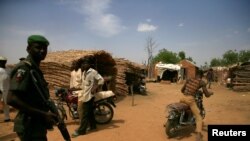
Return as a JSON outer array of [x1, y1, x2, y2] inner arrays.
[[40, 50, 117, 94], [113, 58, 128, 95], [40, 62, 71, 88], [40, 50, 145, 96], [230, 62, 250, 92], [114, 58, 146, 95]]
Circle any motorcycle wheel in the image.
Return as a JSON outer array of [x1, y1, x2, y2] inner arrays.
[[165, 119, 178, 138], [94, 103, 114, 124], [67, 107, 79, 120], [140, 88, 147, 95]]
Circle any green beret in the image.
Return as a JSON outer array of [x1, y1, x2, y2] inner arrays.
[[27, 35, 49, 45]]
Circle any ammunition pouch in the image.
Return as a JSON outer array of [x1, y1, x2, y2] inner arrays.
[[183, 79, 201, 96]]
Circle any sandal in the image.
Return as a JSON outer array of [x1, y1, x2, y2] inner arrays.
[[71, 131, 86, 138]]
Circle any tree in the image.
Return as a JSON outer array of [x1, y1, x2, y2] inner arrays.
[[210, 58, 222, 67], [145, 36, 158, 79], [222, 50, 239, 66], [200, 61, 209, 70], [178, 51, 196, 64], [238, 50, 250, 62], [186, 57, 196, 64], [153, 49, 180, 64], [178, 51, 186, 60], [209, 49, 250, 67]]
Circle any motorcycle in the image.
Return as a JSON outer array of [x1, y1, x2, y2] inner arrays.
[[54, 88, 116, 124], [139, 83, 146, 95], [164, 90, 205, 138]]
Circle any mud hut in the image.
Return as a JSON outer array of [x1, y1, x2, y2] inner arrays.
[[179, 59, 199, 80]]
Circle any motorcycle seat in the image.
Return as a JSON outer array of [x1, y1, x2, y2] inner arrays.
[[95, 90, 115, 101], [167, 102, 190, 111]]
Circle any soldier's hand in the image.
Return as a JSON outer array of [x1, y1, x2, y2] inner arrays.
[[206, 91, 213, 97], [209, 91, 214, 96], [45, 112, 58, 125]]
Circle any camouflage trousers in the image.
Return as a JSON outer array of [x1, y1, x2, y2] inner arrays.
[[180, 95, 203, 133]]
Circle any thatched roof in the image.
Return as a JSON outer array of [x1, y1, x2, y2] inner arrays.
[[43, 50, 106, 66]]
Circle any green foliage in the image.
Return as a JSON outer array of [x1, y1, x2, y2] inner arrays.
[[153, 49, 180, 64], [210, 58, 222, 67], [153, 49, 196, 65], [222, 50, 238, 66], [178, 51, 185, 60], [209, 49, 250, 67], [200, 62, 209, 70], [238, 50, 250, 62], [186, 57, 195, 64], [152, 47, 249, 67]]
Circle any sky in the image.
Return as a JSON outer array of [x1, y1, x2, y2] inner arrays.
[[1, 0, 250, 66]]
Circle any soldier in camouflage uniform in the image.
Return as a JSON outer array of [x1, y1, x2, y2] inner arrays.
[[7, 35, 57, 141], [180, 70, 213, 141]]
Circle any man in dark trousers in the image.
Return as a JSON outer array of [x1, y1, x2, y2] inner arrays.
[[206, 68, 214, 89], [72, 56, 104, 138], [7, 35, 57, 141]]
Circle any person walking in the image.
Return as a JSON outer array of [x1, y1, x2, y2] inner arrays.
[[0, 56, 11, 122], [206, 68, 214, 89], [70, 60, 82, 93], [180, 70, 213, 141], [72, 56, 104, 138], [7, 35, 57, 141]]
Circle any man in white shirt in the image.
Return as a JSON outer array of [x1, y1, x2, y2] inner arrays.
[[70, 60, 82, 95], [69, 60, 83, 119], [0, 56, 11, 122], [72, 56, 104, 138]]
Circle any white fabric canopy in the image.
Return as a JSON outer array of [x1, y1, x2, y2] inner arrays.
[[155, 62, 181, 79], [155, 63, 181, 70]]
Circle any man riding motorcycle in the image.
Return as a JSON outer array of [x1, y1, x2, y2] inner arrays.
[[180, 70, 213, 141]]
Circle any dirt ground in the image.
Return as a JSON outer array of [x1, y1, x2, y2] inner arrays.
[[1, 82, 250, 141]]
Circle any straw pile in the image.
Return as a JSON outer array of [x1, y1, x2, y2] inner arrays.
[[230, 62, 250, 92], [114, 58, 146, 95], [40, 50, 145, 96], [40, 50, 117, 93]]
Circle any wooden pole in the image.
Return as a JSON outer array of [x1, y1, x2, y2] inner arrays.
[[130, 84, 134, 106]]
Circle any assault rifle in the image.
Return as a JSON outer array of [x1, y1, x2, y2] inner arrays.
[[30, 70, 71, 141]]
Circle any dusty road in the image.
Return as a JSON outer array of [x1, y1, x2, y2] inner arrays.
[[1, 82, 250, 141]]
